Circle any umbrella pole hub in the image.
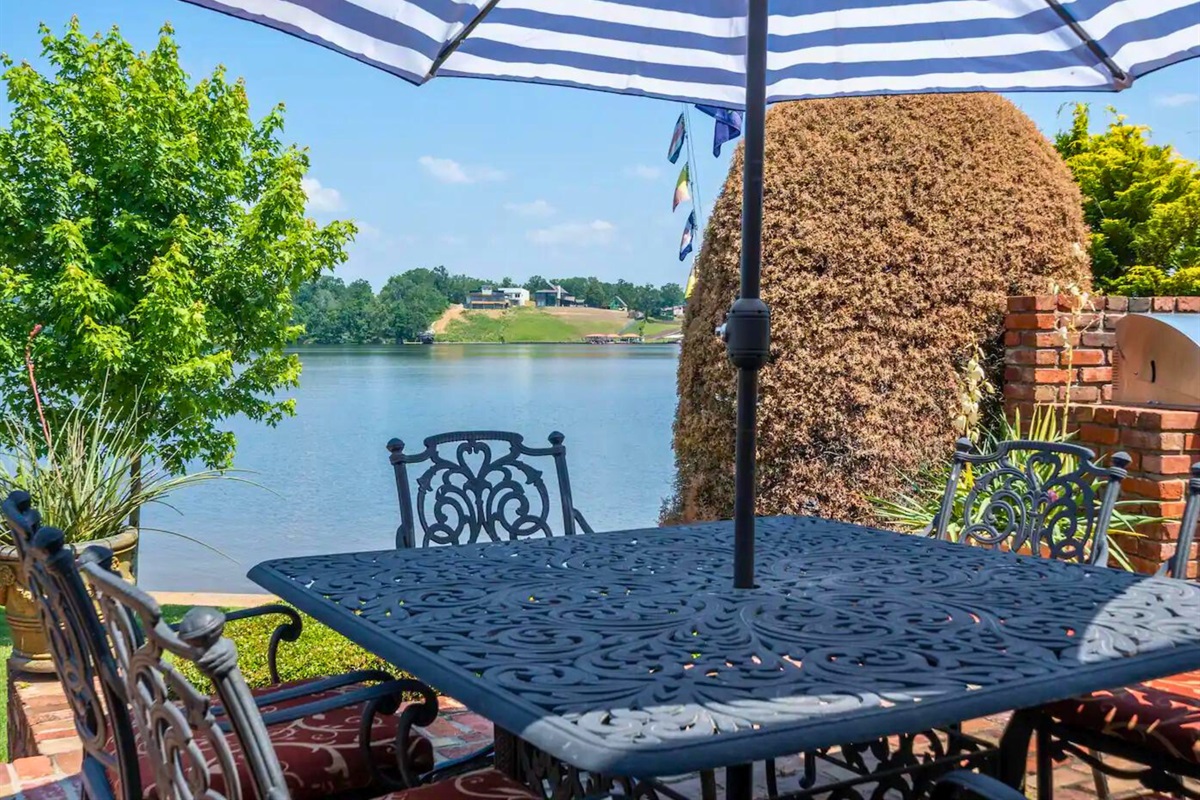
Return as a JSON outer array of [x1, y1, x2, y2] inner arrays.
[[726, 298, 771, 369]]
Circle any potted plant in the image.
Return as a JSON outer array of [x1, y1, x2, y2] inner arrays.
[[0, 395, 224, 674]]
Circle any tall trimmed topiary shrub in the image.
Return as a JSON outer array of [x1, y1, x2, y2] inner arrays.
[[669, 94, 1093, 525]]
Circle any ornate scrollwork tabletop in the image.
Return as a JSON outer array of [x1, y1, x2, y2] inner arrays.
[[248, 517, 1200, 776]]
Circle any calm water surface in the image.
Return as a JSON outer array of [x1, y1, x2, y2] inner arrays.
[[140, 344, 680, 592]]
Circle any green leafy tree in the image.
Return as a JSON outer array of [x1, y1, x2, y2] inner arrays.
[[0, 20, 354, 474], [294, 276, 349, 343], [659, 282, 685, 309], [337, 279, 381, 343], [1055, 104, 1200, 286], [377, 271, 449, 340], [1105, 264, 1200, 296]]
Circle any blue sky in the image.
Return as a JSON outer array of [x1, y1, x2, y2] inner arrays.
[[2, 1, 1199, 289]]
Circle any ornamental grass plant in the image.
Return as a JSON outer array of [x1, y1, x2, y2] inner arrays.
[[0, 394, 226, 547]]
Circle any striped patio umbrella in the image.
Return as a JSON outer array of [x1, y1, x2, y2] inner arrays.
[[184, 0, 1200, 587]]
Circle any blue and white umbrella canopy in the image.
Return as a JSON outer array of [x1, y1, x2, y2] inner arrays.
[[185, 1, 1198, 106], [184, 0, 1199, 590]]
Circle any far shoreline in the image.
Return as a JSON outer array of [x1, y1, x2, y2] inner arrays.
[[289, 340, 682, 347]]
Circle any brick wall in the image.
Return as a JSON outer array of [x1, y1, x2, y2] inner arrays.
[[1003, 294, 1200, 575]]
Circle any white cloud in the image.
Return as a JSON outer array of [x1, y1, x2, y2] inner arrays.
[[301, 177, 343, 212], [441, 234, 465, 246], [418, 155, 507, 184], [1154, 92, 1199, 108], [625, 164, 662, 180], [527, 220, 616, 247], [504, 199, 556, 217]]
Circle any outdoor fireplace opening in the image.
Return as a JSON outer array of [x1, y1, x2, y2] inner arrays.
[[1114, 313, 1200, 410]]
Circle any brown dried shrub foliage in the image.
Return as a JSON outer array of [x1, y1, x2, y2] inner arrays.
[[668, 94, 1091, 524]]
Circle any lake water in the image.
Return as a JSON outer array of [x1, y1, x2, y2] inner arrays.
[[140, 344, 681, 592]]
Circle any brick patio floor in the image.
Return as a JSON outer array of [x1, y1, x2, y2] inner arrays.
[[2, 675, 1194, 799]]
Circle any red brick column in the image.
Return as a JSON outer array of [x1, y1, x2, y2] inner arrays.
[[1003, 294, 1200, 575]]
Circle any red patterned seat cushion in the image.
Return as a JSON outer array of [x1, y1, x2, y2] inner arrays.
[[380, 769, 541, 800], [128, 678, 435, 799], [1043, 671, 1200, 764]]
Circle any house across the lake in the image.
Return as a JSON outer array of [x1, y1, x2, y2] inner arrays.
[[464, 287, 508, 309], [534, 284, 580, 307]]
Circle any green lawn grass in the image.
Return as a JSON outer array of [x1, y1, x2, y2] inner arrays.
[[439, 311, 507, 342], [441, 307, 632, 343], [639, 320, 682, 338], [502, 310, 578, 341]]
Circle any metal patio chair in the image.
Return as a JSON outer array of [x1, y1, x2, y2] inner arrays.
[[1034, 462, 1200, 800], [935, 438, 1132, 566], [762, 443, 1125, 799], [0, 490, 447, 800], [387, 430, 594, 548], [73, 538, 541, 800], [847, 438, 1130, 800]]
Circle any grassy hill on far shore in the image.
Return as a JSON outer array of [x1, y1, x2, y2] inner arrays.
[[437, 306, 678, 343]]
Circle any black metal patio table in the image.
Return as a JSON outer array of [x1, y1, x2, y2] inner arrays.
[[248, 516, 1200, 792]]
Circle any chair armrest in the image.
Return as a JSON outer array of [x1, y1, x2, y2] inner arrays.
[[219, 604, 303, 684], [573, 508, 595, 535], [931, 771, 1025, 800], [214, 669, 397, 713]]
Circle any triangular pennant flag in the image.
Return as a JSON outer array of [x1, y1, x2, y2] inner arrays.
[[679, 211, 696, 261], [667, 113, 686, 164], [695, 105, 744, 157], [673, 165, 691, 211]]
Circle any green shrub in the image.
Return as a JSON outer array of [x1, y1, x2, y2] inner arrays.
[[669, 94, 1092, 525], [1101, 264, 1199, 296], [1103, 265, 1169, 296], [1165, 266, 1200, 295], [166, 606, 392, 692], [1055, 104, 1200, 284]]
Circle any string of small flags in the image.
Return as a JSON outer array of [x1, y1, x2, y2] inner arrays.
[[667, 105, 743, 298]]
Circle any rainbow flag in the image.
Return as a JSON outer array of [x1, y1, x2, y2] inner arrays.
[[679, 211, 696, 261], [667, 113, 686, 164], [673, 165, 691, 211]]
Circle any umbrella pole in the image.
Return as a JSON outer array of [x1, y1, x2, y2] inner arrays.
[[727, 0, 771, 593]]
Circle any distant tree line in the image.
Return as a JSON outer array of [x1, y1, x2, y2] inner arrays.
[[292, 267, 686, 344]]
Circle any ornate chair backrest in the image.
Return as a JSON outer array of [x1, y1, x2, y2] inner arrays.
[[1, 492, 140, 800], [1165, 463, 1200, 580], [934, 439, 1132, 566], [387, 430, 582, 548], [79, 549, 292, 800]]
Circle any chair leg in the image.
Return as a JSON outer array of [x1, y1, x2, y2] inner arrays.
[[1036, 724, 1054, 800], [800, 751, 817, 789], [1089, 750, 1112, 800], [997, 709, 1036, 792], [700, 769, 717, 800], [765, 758, 779, 799]]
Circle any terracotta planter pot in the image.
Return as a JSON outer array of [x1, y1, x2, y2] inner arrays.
[[0, 529, 138, 675]]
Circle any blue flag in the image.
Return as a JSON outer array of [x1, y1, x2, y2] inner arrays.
[[679, 211, 696, 261], [667, 113, 686, 164], [695, 105, 743, 157]]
